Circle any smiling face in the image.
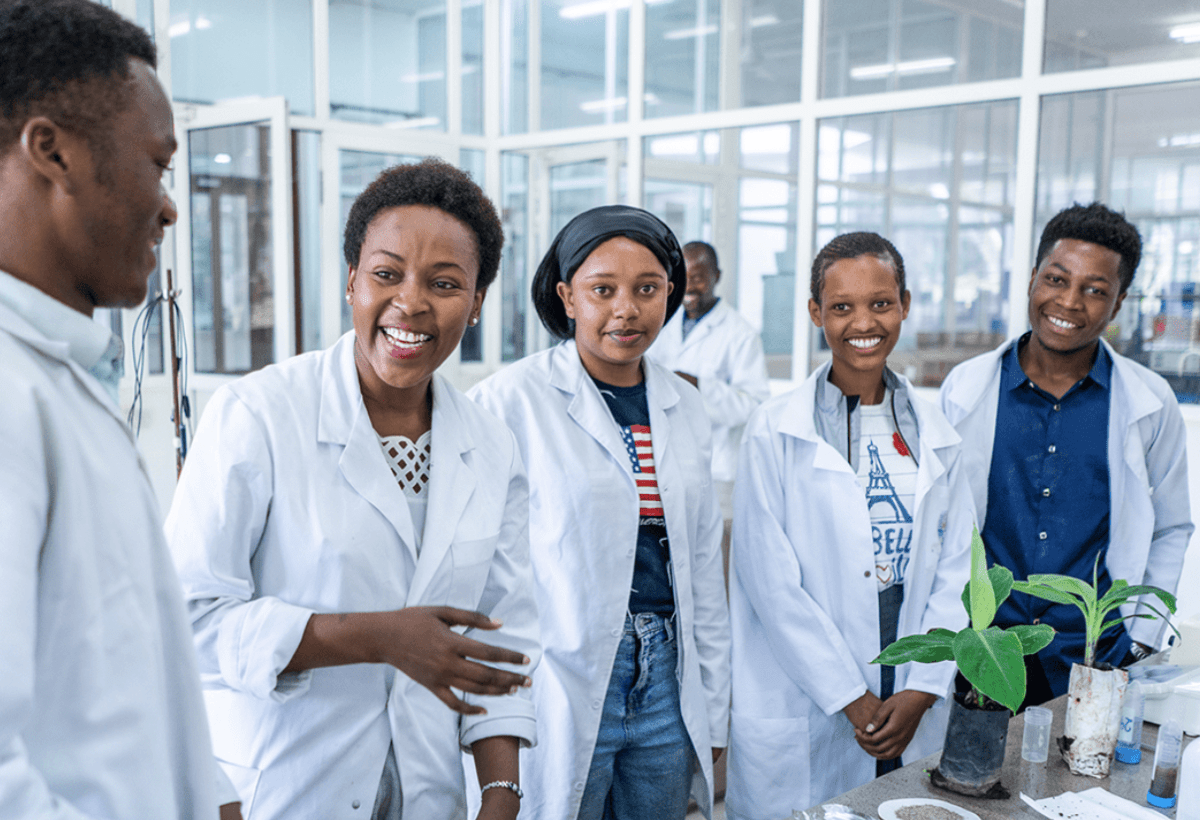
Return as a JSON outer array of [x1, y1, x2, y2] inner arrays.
[[59, 59, 178, 312], [682, 247, 719, 320], [347, 204, 484, 407], [1027, 238, 1126, 357], [809, 253, 910, 397], [556, 236, 673, 386]]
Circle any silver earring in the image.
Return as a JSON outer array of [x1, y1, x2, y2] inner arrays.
[[469, 317, 479, 326], [345, 293, 352, 303]]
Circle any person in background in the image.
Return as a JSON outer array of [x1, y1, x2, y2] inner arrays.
[[939, 202, 1193, 708], [0, 1, 240, 817], [167, 159, 539, 820], [470, 205, 730, 820], [647, 241, 770, 533], [726, 232, 972, 820]]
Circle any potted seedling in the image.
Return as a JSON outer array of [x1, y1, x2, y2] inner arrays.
[[1011, 559, 1177, 778], [873, 528, 1054, 799]]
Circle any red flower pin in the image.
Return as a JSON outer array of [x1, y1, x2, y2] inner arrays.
[[893, 432, 910, 457]]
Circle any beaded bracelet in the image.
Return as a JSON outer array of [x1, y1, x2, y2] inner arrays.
[[480, 780, 523, 800]]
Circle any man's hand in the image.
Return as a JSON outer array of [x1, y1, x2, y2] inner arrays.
[[853, 690, 938, 760], [843, 691, 884, 744], [674, 370, 699, 388], [218, 802, 243, 820], [367, 607, 531, 715]]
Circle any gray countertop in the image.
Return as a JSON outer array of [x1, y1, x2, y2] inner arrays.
[[805, 693, 1190, 819]]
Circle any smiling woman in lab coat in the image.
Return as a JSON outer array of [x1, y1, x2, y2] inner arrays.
[[166, 159, 540, 820], [469, 206, 731, 820], [725, 232, 973, 820]]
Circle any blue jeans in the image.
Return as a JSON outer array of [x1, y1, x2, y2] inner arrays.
[[578, 612, 694, 820]]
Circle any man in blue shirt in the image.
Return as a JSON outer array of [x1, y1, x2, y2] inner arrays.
[[940, 203, 1193, 708]]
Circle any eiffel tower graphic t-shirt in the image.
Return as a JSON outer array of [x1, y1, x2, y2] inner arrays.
[[857, 396, 917, 592]]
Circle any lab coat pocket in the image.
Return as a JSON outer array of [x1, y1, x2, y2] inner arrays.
[[727, 712, 810, 820], [217, 758, 261, 819], [450, 535, 499, 607]]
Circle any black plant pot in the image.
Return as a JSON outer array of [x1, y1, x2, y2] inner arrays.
[[930, 692, 1011, 799]]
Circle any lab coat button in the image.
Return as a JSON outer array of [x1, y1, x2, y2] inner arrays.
[[863, 570, 871, 578], [611, 628, 620, 637], [593, 699, 602, 709], [352, 800, 361, 809], [575, 781, 585, 791]]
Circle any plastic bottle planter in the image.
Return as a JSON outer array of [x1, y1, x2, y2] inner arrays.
[[1059, 664, 1128, 778], [931, 693, 1011, 798]]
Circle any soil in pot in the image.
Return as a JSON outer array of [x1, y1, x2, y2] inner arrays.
[[931, 691, 1011, 799], [1060, 663, 1127, 778]]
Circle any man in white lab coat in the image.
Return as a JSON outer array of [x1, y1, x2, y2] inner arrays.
[[940, 202, 1193, 708], [648, 241, 770, 522], [0, 2, 239, 817]]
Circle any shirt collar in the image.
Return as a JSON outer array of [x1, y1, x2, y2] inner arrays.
[[1004, 331, 1112, 392], [0, 270, 124, 401]]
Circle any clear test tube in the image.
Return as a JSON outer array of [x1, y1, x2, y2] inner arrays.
[[1115, 680, 1144, 764], [1148, 719, 1184, 809]]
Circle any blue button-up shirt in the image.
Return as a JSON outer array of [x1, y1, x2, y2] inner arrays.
[[982, 335, 1130, 694]]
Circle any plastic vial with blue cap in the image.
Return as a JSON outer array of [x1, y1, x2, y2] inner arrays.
[[1147, 719, 1183, 809], [1115, 680, 1144, 764]]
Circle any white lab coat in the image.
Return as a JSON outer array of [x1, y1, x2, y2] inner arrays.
[[468, 341, 731, 820], [725, 365, 973, 820], [647, 300, 770, 484], [167, 332, 540, 820], [938, 337, 1194, 648], [0, 300, 228, 819]]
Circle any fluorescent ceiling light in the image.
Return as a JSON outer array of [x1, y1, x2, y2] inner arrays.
[[1169, 23, 1200, 43], [664, 24, 717, 40], [168, 15, 211, 38], [850, 56, 956, 79], [560, 0, 670, 20], [398, 71, 445, 83], [213, 153, 232, 164], [1157, 132, 1200, 148], [749, 14, 779, 28]]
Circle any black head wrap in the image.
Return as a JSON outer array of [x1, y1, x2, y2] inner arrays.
[[531, 205, 687, 340]]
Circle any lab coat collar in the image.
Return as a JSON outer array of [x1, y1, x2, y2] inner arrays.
[[548, 339, 681, 483], [676, 299, 731, 348], [318, 333, 478, 575]]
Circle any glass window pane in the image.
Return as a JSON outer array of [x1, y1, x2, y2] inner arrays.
[[644, 179, 713, 245], [821, 0, 1021, 99], [501, 0, 529, 134], [644, 0, 720, 118], [330, 0, 446, 129], [171, 0, 314, 115], [294, 130, 322, 353], [540, 1, 628, 129], [1035, 81, 1200, 401], [190, 123, 275, 374], [338, 150, 424, 333], [817, 101, 1018, 384], [501, 152, 530, 361], [459, 148, 485, 362], [734, 0, 803, 108], [463, 0, 484, 135], [1044, 0, 1200, 73]]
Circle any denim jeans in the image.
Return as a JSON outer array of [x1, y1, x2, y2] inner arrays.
[[578, 612, 694, 820]]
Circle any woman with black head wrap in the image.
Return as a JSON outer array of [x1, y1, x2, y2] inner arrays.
[[469, 205, 730, 820]]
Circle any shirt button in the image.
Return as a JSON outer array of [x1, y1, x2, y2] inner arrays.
[[1048, 444, 1056, 453], [1039, 531, 1048, 540], [1042, 488, 1051, 497], [1053, 404, 1061, 411]]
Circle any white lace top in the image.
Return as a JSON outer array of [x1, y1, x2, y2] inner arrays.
[[379, 430, 431, 554]]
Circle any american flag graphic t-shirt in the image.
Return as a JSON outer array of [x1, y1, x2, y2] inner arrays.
[[593, 377, 674, 614]]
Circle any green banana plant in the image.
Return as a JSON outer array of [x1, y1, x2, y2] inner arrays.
[[872, 527, 1055, 714], [1010, 554, 1178, 669]]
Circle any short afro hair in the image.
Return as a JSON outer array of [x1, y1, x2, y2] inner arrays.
[[1035, 202, 1141, 293], [342, 157, 503, 291], [683, 240, 719, 273], [0, 0, 156, 164], [811, 232, 906, 303]]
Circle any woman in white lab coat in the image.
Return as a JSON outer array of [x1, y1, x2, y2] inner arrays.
[[469, 206, 731, 820], [167, 159, 540, 820], [725, 232, 973, 820]]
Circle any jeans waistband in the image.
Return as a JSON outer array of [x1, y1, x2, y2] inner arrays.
[[623, 611, 675, 639]]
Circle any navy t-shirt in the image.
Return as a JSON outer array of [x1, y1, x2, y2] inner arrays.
[[593, 378, 675, 615]]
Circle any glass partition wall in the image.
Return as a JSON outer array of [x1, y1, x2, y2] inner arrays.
[[130, 0, 1200, 401]]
